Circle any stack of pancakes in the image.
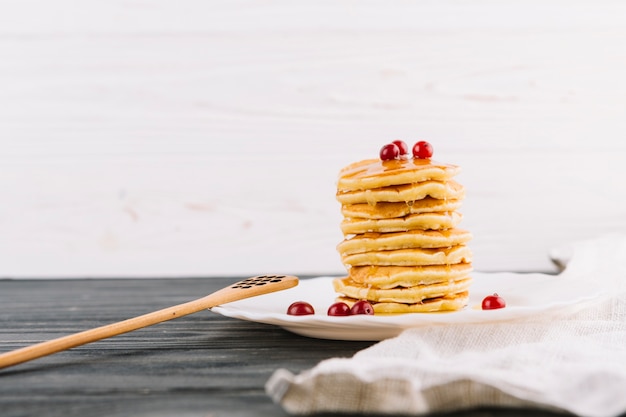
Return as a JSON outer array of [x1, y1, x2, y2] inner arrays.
[[333, 157, 473, 314]]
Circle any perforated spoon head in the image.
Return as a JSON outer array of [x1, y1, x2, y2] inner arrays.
[[205, 274, 299, 307]]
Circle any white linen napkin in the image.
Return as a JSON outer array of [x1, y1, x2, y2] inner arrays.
[[266, 234, 626, 417]]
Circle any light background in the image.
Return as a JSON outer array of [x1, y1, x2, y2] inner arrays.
[[1, 0, 625, 278]]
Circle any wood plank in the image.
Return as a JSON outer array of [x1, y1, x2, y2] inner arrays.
[[1, 0, 626, 277], [0, 278, 373, 416]]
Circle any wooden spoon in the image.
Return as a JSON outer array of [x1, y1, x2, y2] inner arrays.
[[0, 275, 298, 370]]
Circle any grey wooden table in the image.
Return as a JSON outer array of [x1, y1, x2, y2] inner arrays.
[[0, 277, 572, 417]]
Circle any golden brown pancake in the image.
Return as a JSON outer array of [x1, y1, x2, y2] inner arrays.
[[341, 245, 472, 267], [336, 180, 465, 205], [337, 158, 460, 191], [336, 291, 469, 313], [341, 211, 462, 235], [347, 263, 473, 289], [341, 197, 463, 219], [338, 229, 473, 255], [333, 276, 472, 303]]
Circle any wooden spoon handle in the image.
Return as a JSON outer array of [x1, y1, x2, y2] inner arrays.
[[0, 275, 298, 370]]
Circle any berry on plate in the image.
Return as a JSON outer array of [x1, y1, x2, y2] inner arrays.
[[350, 300, 375, 315], [327, 302, 351, 316], [287, 301, 315, 315], [481, 294, 506, 310]]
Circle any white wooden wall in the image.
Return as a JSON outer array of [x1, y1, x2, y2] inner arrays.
[[2, 1, 626, 278]]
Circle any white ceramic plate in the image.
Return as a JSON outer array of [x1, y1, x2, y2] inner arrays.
[[211, 272, 603, 341]]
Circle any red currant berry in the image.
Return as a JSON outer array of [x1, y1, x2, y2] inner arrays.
[[287, 301, 315, 315], [327, 302, 351, 316], [391, 140, 409, 156], [481, 294, 506, 310], [350, 300, 375, 315], [412, 141, 433, 159], [379, 143, 400, 161]]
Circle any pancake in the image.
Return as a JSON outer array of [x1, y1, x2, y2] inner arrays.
[[336, 291, 469, 313], [338, 229, 473, 255], [341, 245, 472, 267], [341, 197, 463, 219], [336, 180, 465, 205], [337, 158, 460, 191], [341, 211, 462, 235], [333, 277, 472, 304], [347, 263, 473, 289]]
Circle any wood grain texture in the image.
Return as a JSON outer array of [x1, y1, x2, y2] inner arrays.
[[0, 277, 574, 417], [0, 275, 298, 369], [0, 278, 371, 417], [1, 1, 626, 277]]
